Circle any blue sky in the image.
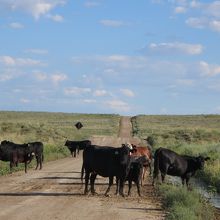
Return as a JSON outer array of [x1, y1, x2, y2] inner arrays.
[[0, 0, 220, 115]]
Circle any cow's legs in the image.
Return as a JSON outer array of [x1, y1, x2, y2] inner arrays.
[[39, 155, 43, 169], [186, 176, 190, 189], [24, 162, 27, 173], [136, 180, 141, 196], [90, 173, 97, 195], [141, 167, 146, 186], [128, 180, 132, 196], [74, 149, 76, 157], [105, 176, 113, 196], [149, 162, 152, 175], [35, 155, 39, 170], [161, 172, 166, 183], [115, 177, 119, 195], [119, 179, 125, 197], [84, 172, 90, 195], [9, 162, 13, 173]]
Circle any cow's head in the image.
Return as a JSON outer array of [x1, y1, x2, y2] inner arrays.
[[196, 156, 210, 169], [115, 145, 134, 165], [64, 140, 70, 146], [122, 143, 137, 155]]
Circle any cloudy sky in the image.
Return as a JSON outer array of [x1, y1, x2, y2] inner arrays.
[[1, 0, 220, 115]]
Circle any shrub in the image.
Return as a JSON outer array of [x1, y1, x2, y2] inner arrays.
[[159, 184, 214, 220]]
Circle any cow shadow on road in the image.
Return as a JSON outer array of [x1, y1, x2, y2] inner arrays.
[[38, 176, 82, 180], [0, 192, 84, 197]]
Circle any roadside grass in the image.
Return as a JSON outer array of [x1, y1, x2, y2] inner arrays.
[[131, 115, 220, 219], [0, 111, 120, 175], [159, 184, 215, 220]]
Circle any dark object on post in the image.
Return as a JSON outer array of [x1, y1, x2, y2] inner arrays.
[[75, 122, 83, 130]]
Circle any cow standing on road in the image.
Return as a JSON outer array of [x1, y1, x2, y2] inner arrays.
[[152, 147, 210, 187], [65, 140, 91, 157], [128, 143, 153, 185], [81, 144, 134, 197], [126, 155, 149, 196], [28, 142, 44, 170], [0, 140, 35, 173]]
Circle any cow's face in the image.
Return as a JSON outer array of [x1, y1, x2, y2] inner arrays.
[[196, 156, 210, 169], [64, 140, 70, 146], [116, 145, 132, 165]]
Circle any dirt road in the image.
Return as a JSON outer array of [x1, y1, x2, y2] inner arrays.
[[0, 117, 165, 220]]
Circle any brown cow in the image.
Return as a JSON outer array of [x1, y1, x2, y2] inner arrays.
[[127, 143, 153, 185]]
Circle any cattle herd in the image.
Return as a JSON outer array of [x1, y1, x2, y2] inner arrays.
[[0, 139, 210, 197]]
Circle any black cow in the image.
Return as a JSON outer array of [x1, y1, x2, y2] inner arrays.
[[117, 155, 149, 196], [28, 142, 44, 170], [81, 144, 133, 197], [64, 140, 91, 157], [152, 147, 210, 187], [0, 140, 34, 173]]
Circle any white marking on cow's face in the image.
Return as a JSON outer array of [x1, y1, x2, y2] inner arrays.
[[31, 152, 35, 156], [125, 142, 133, 150]]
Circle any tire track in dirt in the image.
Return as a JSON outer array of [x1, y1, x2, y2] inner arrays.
[[0, 116, 166, 220]]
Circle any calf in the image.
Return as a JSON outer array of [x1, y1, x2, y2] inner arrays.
[[81, 144, 133, 197], [28, 142, 44, 170], [129, 144, 153, 185], [126, 156, 148, 196], [0, 140, 34, 173], [152, 147, 210, 187], [65, 140, 91, 157]]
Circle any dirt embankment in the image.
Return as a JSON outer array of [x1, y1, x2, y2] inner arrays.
[[0, 116, 166, 220]]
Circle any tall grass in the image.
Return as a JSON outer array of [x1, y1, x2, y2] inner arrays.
[[159, 184, 214, 220]]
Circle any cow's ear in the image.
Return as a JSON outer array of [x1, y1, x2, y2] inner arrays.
[[205, 157, 210, 161]]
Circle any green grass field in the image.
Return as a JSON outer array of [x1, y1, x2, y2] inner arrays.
[[0, 111, 120, 174]]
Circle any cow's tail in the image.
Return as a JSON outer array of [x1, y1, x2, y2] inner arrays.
[[81, 163, 84, 183], [152, 148, 161, 185]]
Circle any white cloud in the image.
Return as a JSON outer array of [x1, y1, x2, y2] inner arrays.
[[34, 72, 48, 81], [206, 1, 220, 18], [199, 61, 220, 77], [0, 56, 44, 66], [93, 89, 107, 96], [51, 73, 67, 85], [209, 20, 220, 32], [83, 99, 97, 103], [100, 20, 127, 27], [186, 17, 207, 29], [9, 22, 24, 29], [47, 14, 64, 22], [120, 88, 135, 97], [174, 6, 187, 14], [105, 100, 130, 112], [0, 0, 66, 19], [147, 42, 203, 55], [64, 87, 91, 95]]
